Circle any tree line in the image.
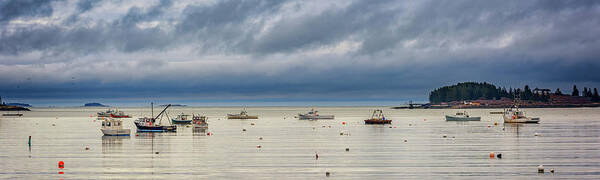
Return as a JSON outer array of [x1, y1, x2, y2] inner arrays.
[[429, 82, 600, 103]]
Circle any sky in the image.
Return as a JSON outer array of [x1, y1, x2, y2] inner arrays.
[[1, 0, 599, 106]]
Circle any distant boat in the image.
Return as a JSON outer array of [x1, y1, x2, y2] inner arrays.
[[171, 113, 192, 124], [134, 103, 177, 132], [446, 111, 481, 121], [101, 117, 130, 136], [297, 108, 334, 120], [98, 109, 131, 118], [503, 99, 540, 123], [227, 109, 258, 119], [364, 109, 392, 124], [192, 114, 208, 128], [97, 109, 113, 117], [110, 110, 131, 118], [2, 113, 23, 117]]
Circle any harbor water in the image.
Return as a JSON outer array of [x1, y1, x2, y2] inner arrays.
[[1, 107, 599, 179]]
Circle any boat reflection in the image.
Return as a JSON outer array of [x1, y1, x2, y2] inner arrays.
[[193, 127, 208, 136], [102, 135, 130, 153]]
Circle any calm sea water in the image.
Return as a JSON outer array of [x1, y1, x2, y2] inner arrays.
[[1, 107, 599, 179]]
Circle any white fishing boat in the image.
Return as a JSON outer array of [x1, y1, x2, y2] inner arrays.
[[503, 98, 540, 123], [171, 113, 192, 124], [101, 117, 131, 136], [297, 108, 334, 120], [227, 108, 258, 119], [446, 111, 481, 121], [192, 114, 208, 128]]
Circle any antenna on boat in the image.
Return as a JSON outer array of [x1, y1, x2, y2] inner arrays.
[[151, 102, 154, 118]]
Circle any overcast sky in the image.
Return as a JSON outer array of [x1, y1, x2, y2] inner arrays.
[[1, 0, 599, 106]]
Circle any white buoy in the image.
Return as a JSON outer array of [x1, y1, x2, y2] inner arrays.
[[538, 165, 544, 173], [534, 132, 540, 136]]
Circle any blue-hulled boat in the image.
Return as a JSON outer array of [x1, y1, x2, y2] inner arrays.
[[134, 103, 177, 132]]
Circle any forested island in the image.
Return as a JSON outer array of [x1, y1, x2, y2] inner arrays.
[[427, 82, 599, 108]]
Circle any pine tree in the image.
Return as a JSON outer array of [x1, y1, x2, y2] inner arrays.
[[572, 85, 579, 96], [555, 88, 562, 95], [583, 88, 589, 97]]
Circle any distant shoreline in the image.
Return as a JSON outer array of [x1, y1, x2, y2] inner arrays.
[[392, 103, 600, 109], [0, 105, 31, 111]]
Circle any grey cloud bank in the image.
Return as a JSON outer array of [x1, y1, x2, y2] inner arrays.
[[0, 0, 599, 105]]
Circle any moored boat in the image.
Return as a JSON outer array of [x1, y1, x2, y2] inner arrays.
[[134, 103, 177, 132], [110, 110, 131, 118], [2, 113, 23, 117], [297, 108, 334, 120], [172, 113, 192, 124], [192, 114, 208, 128], [364, 109, 392, 124], [227, 109, 258, 119], [503, 98, 540, 123], [446, 111, 481, 121], [97, 109, 114, 117], [101, 117, 131, 136]]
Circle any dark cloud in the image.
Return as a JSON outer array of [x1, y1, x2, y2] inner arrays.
[[0, 0, 599, 103], [0, 0, 57, 23]]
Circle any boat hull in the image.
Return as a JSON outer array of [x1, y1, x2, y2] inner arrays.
[[364, 119, 392, 124], [445, 115, 481, 121], [503, 116, 540, 123], [172, 119, 192, 124], [135, 123, 177, 132], [298, 115, 334, 120], [2, 113, 23, 117], [110, 114, 131, 118], [227, 115, 258, 119], [101, 129, 131, 136]]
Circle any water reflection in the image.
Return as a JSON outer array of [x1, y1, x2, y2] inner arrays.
[[193, 127, 207, 136], [101, 135, 129, 153]]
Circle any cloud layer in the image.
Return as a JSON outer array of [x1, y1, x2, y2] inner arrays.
[[1, 0, 599, 103]]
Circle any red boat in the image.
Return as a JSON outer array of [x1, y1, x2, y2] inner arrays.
[[110, 111, 131, 118]]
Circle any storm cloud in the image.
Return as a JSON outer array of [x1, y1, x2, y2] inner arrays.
[[1, 0, 599, 105]]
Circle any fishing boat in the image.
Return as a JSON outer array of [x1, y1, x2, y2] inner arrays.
[[171, 113, 192, 124], [101, 117, 131, 136], [227, 109, 258, 119], [192, 114, 208, 128], [503, 100, 540, 123], [97, 109, 114, 117], [297, 108, 334, 120], [134, 103, 177, 132], [110, 110, 131, 118], [364, 109, 392, 124], [98, 109, 131, 118], [2, 113, 23, 116], [445, 111, 481, 121]]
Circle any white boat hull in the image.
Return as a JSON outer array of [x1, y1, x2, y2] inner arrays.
[[298, 115, 335, 120], [101, 129, 131, 136], [445, 115, 480, 121], [503, 116, 540, 123]]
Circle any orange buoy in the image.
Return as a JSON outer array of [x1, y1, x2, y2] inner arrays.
[[489, 152, 495, 158], [58, 171, 64, 174], [58, 161, 64, 169]]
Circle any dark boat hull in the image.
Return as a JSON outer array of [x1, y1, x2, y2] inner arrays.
[[135, 123, 177, 132], [172, 119, 192, 124], [364, 119, 392, 124]]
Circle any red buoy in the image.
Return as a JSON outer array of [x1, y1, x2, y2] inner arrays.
[[342, 122, 346, 125], [58, 161, 64, 169]]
